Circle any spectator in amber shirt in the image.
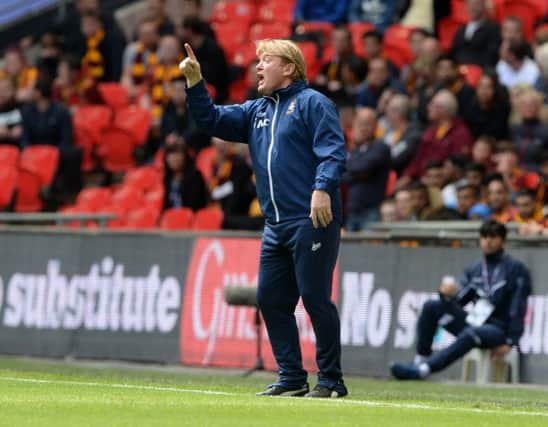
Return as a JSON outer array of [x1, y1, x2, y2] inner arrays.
[[396, 90, 473, 189]]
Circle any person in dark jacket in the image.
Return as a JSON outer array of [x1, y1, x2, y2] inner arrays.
[[343, 107, 391, 230], [462, 70, 510, 140], [356, 57, 405, 108], [21, 78, 82, 197], [450, 0, 501, 67], [181, 39, 348, 398], [162, 141, 208, 211], [391, 220, 531, 380]]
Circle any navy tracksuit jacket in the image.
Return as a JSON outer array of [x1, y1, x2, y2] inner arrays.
[[186, 80, 347, 388], [417, 250, 531, 372]]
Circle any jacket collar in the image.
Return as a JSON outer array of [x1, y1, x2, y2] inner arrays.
[[269, 80, 307, 99]]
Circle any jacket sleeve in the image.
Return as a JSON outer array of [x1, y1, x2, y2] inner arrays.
[[456, 266, 476, 306], [305, 95, 346, 193], [506, 263, 532, 346], [185, 80, 250, 143]]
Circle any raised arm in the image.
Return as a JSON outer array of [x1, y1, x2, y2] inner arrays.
[[180, 43, 249, 143]]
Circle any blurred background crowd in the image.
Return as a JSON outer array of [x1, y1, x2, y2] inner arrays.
[[1, 0, 548, 233]]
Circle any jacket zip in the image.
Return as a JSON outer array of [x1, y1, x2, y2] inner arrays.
[[267, 94, 280, 222]]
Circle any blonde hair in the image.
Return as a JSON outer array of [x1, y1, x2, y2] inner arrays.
[[255, 39, 307, 82]]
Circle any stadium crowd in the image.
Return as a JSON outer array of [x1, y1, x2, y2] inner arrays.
[[1, 0, 548, 233]]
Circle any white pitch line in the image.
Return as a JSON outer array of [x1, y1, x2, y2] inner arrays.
[[1, 375, 547, 418]]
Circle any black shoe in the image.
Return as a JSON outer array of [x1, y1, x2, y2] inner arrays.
[[256, 382, 309, 397], [390, 362, 423, 380], [305, 383, 348, 398]]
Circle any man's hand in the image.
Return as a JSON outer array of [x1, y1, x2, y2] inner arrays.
[[491, 344, 512, 359], [310, 190, 332, 228], [179, 43, 203, 88]]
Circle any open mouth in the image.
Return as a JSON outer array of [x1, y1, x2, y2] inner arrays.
[[257, 75, 264, 87]]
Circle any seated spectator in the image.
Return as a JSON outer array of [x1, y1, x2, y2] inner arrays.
[[421, 160, 445, 190], [455, 180, 487, 219], [535, 43, 548, 105], [380, 94, 421, 176], [441, 154, 468, 209], [144, 0, 175, 36], [52, 54, 98, 108], [121, 18, 160, 100], [434, 55, 475, 115], [348, 0, 398, 31], [0, 78, 24, 148], [450, 0, 500, 67], [361, 30, 399, 76], [36, 32, 62, 83], [356, 57, 404, 108], [394, 188, 414, 220], [380, 198, 398, 222], [514, 190, 544, 225], [332, 56, 368, 107], [80, 11, 124, 83], [54, 0, 125, 62], [180, 17, 229, 103], [178, 0, 215, 40], [0, 48, 38, 102], [163, 141, 208, 211], [471, 135, 496, 171], [342, 108, 391, 230], [208, 138, 256, 219], [313, 26, 363, 101], [510, 89, 548, 172], [496, 40, 541, 89], [485, 174, 516, 223], [294, 0, 350, 25], [147, 35, 184, 123], [501, 16, 533, 58], [21, 78, 82, 197], [391, 220, 531, 381], [408, 180, 458, 220], [494, 146, 539, 197], [403, 36, 441, 98], [462, 70, 511, 140], [397, 90, 473, 188], [464, 162, 487, 190]]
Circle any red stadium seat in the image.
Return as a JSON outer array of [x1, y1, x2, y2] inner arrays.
[[14, 168, 42, 212], [123, 206, 161, 229], [123, 166, 163, 193], [153, 147, 165, 172], [97, 83, 130, 112], [0, 165, 17, 209], [144, 186, 165, 211], [212, 22, 247, 57], [195, 146, 217, 182], [210, 0, 256, 28], [249, 23, 292, 42], [75, 187, 112, 211], [97, 127, 136, 173], [19, 145, 59, 186], [0, 145, 20, 167], [295, 41, 322, 81], [348, 22, 375, 57], [114, 106, 151, 146], [108, 185, 145, 213], [451, 0, 470, 23], [231, 42, 258, 67], [460, 64, 483, 87], [382, 25, 415, 69], [192, 207, 224, 230], [73, 105, 112, 137], [437, 16, 463, 53], [160, 207, 194, 230], [257, 0, 294, 23], [385, 170, 397, 197]]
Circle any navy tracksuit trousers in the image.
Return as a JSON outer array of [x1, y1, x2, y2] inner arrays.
[[417, 299, 507, 372], [256, 218, 342, 388]]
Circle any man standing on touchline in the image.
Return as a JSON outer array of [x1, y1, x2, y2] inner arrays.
[[180, 39, 348, 398]]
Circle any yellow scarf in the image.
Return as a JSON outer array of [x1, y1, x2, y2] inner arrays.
[[82, 29, 105, 79]]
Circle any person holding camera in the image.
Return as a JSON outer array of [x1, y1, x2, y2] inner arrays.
[[391, 220, 531, 380]]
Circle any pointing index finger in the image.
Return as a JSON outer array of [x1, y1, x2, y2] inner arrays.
[[184, 43, 197, 61]]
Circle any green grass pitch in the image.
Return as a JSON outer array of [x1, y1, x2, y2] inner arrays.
[[1, 356, 548, 426]]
